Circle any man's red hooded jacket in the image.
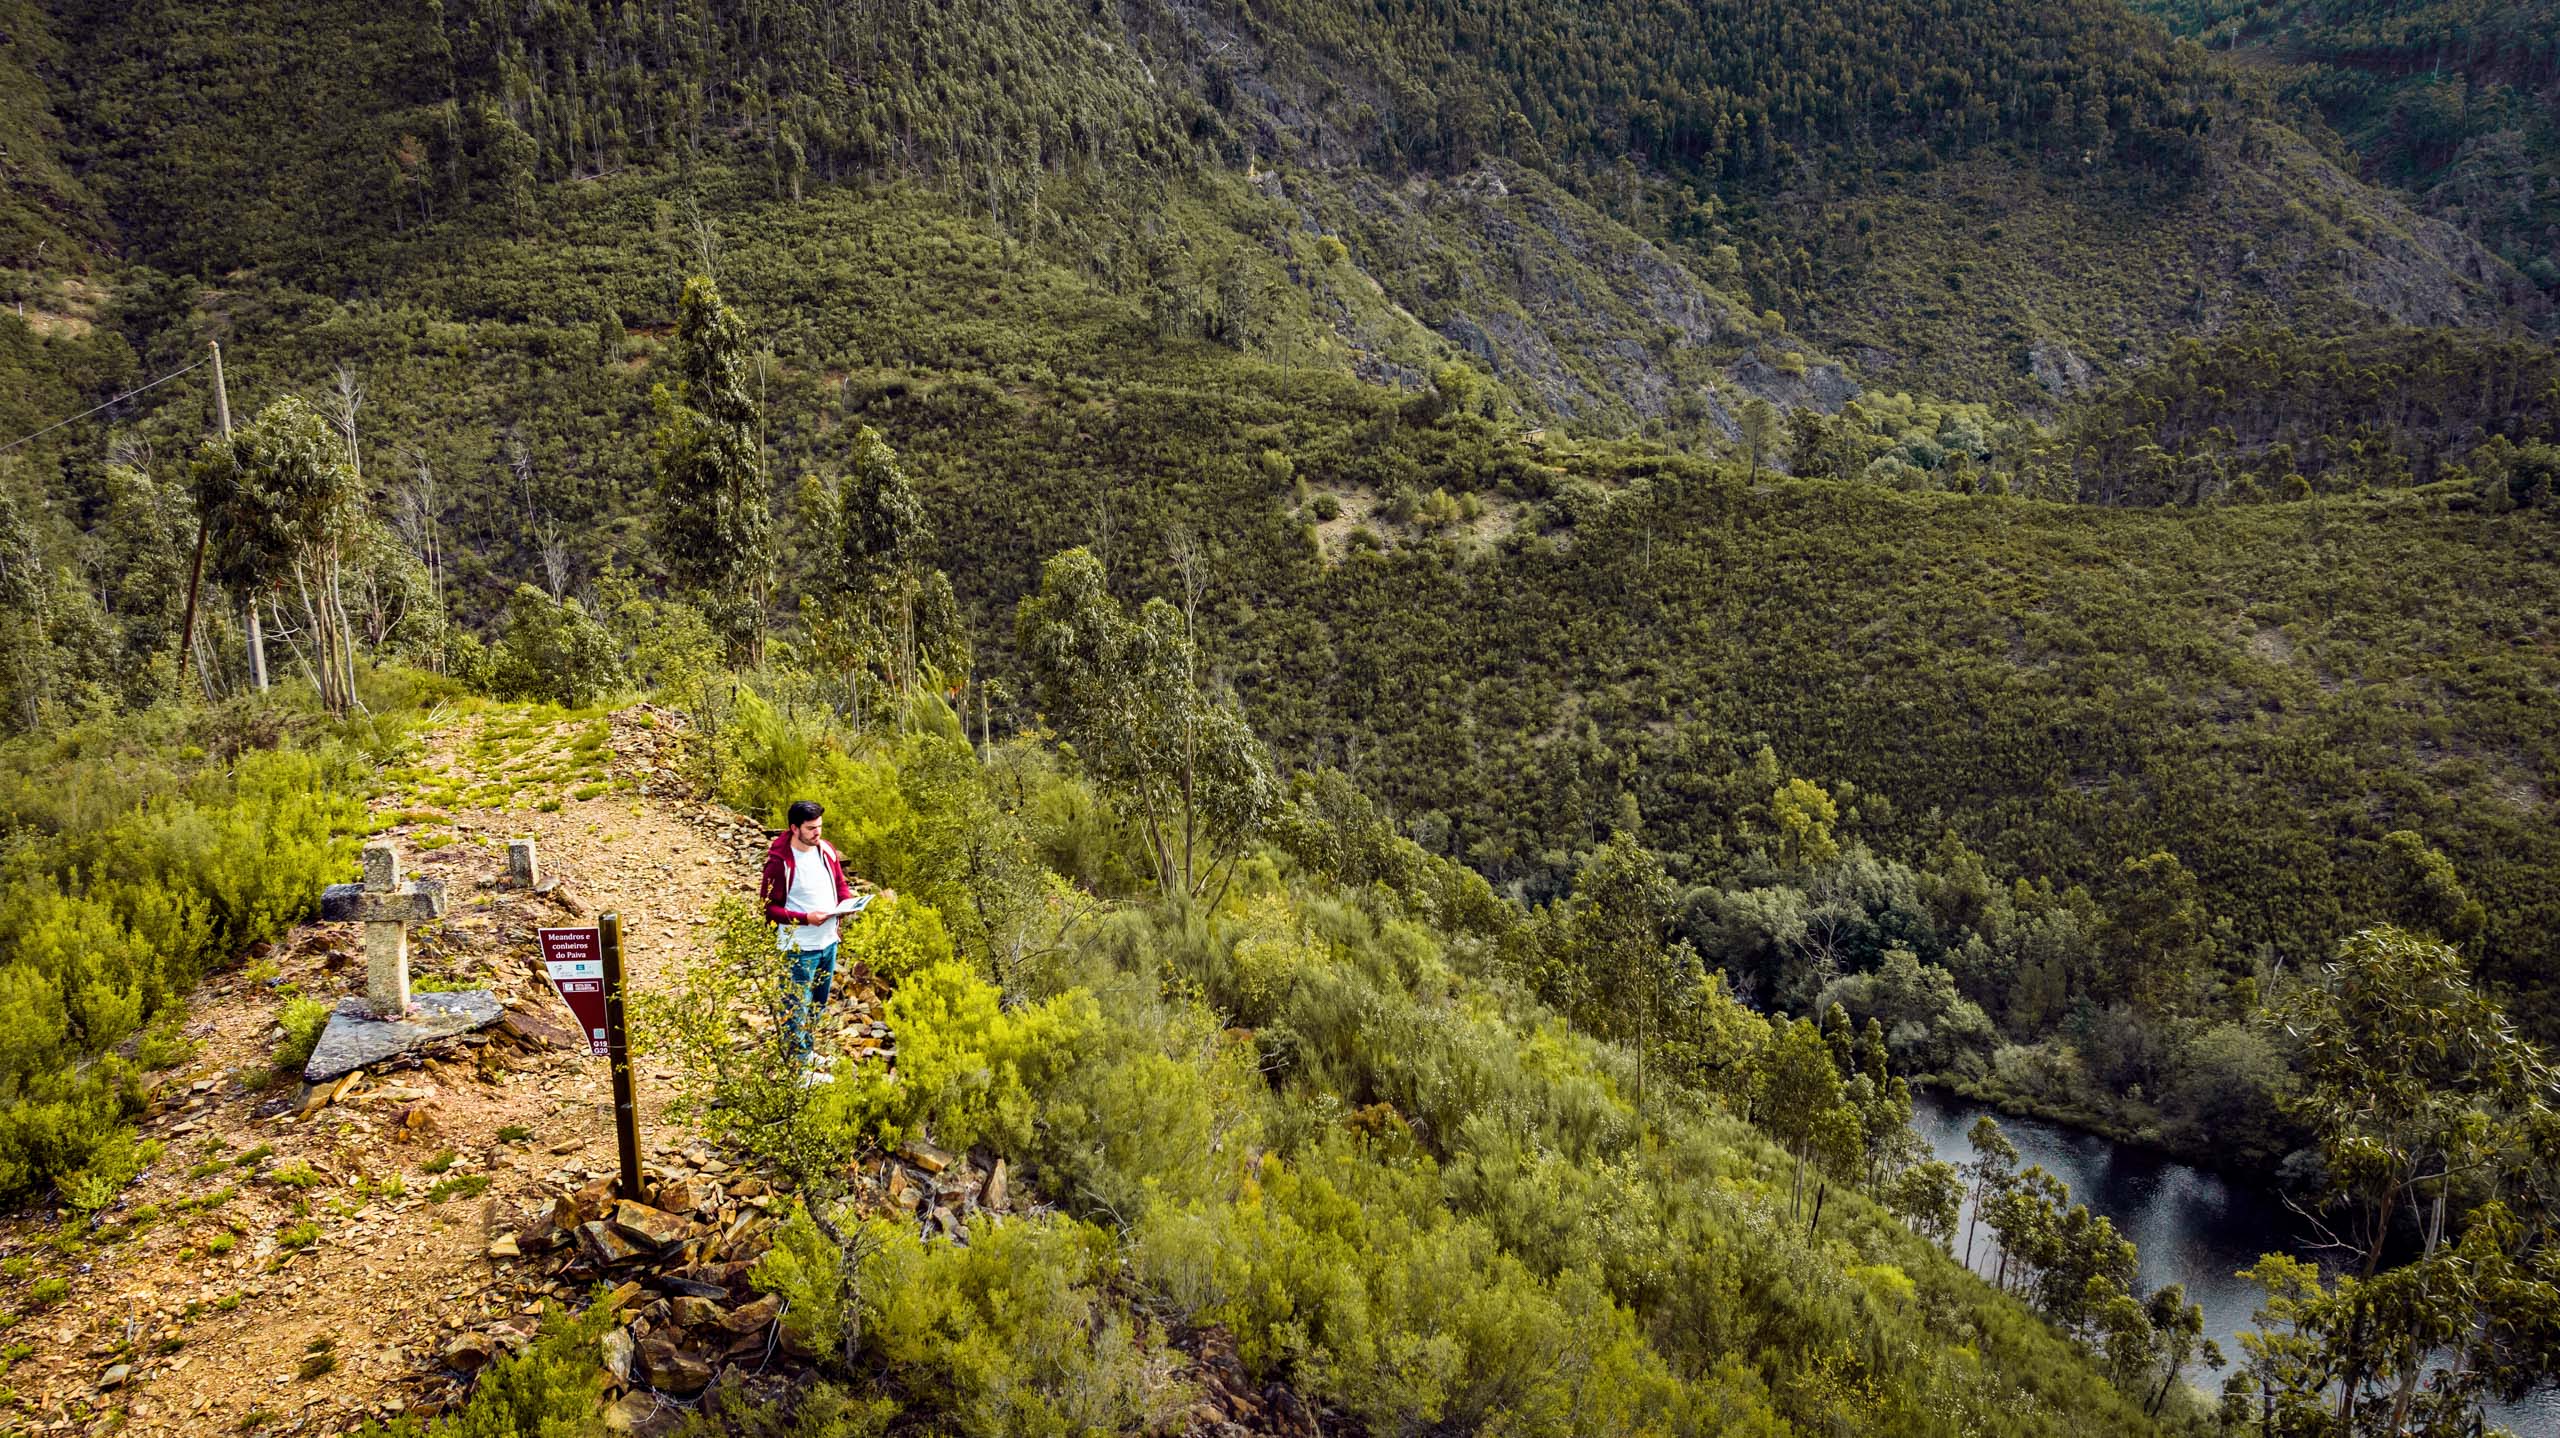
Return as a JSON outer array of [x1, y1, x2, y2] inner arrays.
[[760, 831, 853, 927]]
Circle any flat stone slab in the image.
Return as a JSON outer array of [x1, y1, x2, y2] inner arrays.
[[303, 989, 503, 1082]]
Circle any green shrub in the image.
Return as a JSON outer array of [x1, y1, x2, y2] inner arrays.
[[264, 1160, 323, 1188], [273, 997, 332, 1074], [841, 960, 1095, 1155], [57, 1132, 162, 1215], [355, 1302, 613, 1438], [489, 584, 624, 709], [835, 895, 954, 983], [859, 1214, 1191, 1437], [751, 1200, 853, 1367], [1036, 1003, 1265, 1222], [0, 719, 368, 1205], [134, 1013, 196, 1070], [636, 896, 867, 1198], [425, 1175, 489, 1204]]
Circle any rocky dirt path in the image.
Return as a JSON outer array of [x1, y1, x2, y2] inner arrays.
[[6, 704, 777, 1437]]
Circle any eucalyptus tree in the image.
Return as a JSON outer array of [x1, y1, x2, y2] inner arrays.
[[1016, 546, 1276, 905], [2239, 925, 2560, 1435], [1567, 825, 1699, 1112], [191, 396, 361, 712], [1960, 1114, 2018, 1269]]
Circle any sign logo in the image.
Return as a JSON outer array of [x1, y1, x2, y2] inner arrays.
[[537, 926, 610, 1056]]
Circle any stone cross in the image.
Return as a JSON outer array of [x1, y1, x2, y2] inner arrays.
[[320, 842, 448, 1017]]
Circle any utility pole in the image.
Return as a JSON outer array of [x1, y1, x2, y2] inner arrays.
[[178, 341, 230, 698]]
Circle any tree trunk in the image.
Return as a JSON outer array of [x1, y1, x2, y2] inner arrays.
[[329, 545, 358, 710], [247, 598, 269, 692], [179, 516, 212, 697]]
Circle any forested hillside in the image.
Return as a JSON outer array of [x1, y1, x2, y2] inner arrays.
[[2136, 0, 2560, 297], [18, 0, 2550, 415], [3, 0, 2560, 1429]]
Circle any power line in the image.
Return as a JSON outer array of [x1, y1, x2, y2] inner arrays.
[[0, 354, 214, 455]]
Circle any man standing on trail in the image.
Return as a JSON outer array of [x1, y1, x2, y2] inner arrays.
[[758, 799, 876, 1082]]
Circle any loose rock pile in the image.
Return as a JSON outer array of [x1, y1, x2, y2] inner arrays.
[[1179, 1326, 1326, 1438], [414, 1137, 800, 1435]]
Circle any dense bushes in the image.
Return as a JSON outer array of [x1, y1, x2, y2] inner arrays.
[[838, 959, 1096, 1156], [2052, 329, 2560, 502], [615, 683, 2187, 1438], [0, 706, 371, 1203], [361, 1301, 619, 1438], [487, 583, 622, 709], [857, 1215, 1189, 1435]]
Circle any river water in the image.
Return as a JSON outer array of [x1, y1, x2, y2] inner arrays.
[[1909, 1089, 2556, 1432]]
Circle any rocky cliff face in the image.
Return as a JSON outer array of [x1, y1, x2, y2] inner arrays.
[[1280, 162, 1855, 434]]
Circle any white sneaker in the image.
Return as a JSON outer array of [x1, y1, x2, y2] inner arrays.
[[797, 1069, 835, 1088], [808, 1052, 838, 1069]]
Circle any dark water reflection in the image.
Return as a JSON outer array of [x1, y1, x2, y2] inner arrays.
[[1909, 1089, 2555, 1431]]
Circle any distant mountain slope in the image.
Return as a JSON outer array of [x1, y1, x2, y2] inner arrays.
[[0, 0, 103, 272], [28, 0, 2549, 422], [41, 0, 1191, 277], [1170, 0, 2548, 408], [2133, 0, 2560, 298]]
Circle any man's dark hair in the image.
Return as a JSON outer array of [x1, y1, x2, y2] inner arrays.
[[786, 799, 824, 827]]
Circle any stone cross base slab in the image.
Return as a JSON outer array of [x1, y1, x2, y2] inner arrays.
[[303, 989, 505, 1083]]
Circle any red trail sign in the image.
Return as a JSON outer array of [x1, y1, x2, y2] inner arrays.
[[537, 926, 610, 1056]]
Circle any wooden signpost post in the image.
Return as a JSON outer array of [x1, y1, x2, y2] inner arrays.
[[540, 912, 642, 1200]]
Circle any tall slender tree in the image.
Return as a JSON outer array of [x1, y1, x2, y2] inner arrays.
[[650, 276, 771, 664], [1569, 825, 1696, 1112], [836, 423, 930, 702], [191, 397, 361, 712], [1016, 547, 1276, 904]]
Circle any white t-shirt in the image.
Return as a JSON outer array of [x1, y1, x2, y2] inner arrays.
[[779, 843, 841, 952]]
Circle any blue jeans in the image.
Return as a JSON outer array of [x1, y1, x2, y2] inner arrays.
[[783, 942, 839, 1064]]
